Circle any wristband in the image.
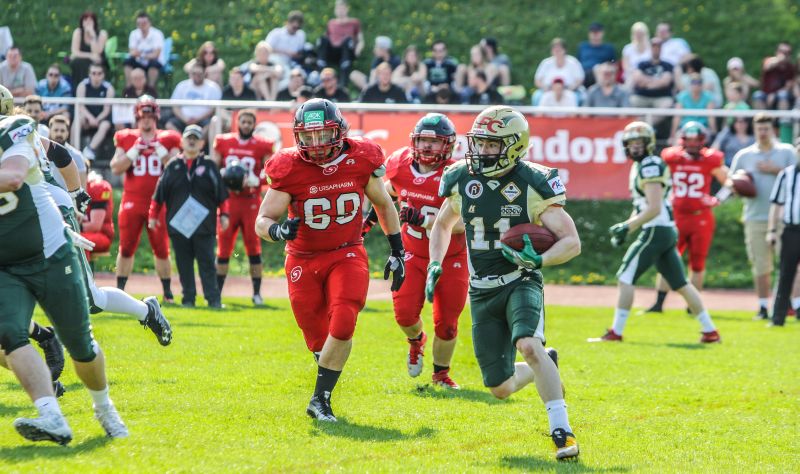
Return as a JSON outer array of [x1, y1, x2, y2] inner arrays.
[[767, 229, 776, 233], [125, 147, 140, 161], [386, 232, 403, 252], [268, 223, 282, 241]]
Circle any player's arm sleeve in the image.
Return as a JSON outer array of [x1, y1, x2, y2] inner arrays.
[[526, 167, 567, 224], [638, 158, 668, 185], [263, 152, 290, 191], [46, 140, 75, 168], [769, 169, 787, 205]]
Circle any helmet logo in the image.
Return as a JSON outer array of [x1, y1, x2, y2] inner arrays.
[[475, 117, 504, 133], [303, 110, 325, 128], [465, 180, 484, 198]]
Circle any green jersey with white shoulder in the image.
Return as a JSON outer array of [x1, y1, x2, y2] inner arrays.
[[0, 115, 68, 266], [439, 160, 566, 279], [629, 155, 673, 228]]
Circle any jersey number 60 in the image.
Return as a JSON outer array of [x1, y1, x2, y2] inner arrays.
[[304, 192, 361, 230]]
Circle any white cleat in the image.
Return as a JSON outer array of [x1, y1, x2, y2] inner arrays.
[[406, 332, 427, 378], [94, 403, 129, 438], [13, 412, 73, 445], [252, 294, 264, 306]]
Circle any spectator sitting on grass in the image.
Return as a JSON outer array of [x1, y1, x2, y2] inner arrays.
[[246, 42, 283, 101], [585, 62, 629, 108], [655, 21, 691, 67], [392, 45, 427, 103], [69, 11, 109, 88], [35, 63, 72, 122], [350, 36, 400, 91], [424, 40, 459, 99], [621, 22, 651, 86], [166, 63, 222, 137], [533, 38, 584, 105], [313, 67, 350, 102], [480, 37, 511, 86], [457, 44, 499, 102], [184, 42, 226, 87], [577, 22, 616, 88], [358, 62, 407, 104], [723, 57, 759, 103], [265, 10, 307, 67], [123, 12, 164, 88], [752, 42, 796, 109], [467, 70, 503, 105], [277, 67, 308, 101], [222, 68, 256, 101], [76, 62, 114, 160], [722, 81, 750, 127], [539, 77, 577, 111], [676, 54, 722, 107], [316, 0, 364, 88], [671, 73, 716, 144], [0, 46, 36, 97]]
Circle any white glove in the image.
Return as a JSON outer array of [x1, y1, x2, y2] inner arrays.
[[153, 141, 169, 160], [245, 171, 260, 188], [67, 228, 96, 251], [125, 146, 140, 161]]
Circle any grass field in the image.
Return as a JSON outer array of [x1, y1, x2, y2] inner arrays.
[[0, 297, 798, 472]]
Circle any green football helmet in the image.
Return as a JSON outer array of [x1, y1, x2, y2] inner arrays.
[[621, 121, 655, 161], [0, 85, 13, 116], [465, 106, 529, 177]]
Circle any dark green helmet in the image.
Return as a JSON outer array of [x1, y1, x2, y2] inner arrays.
[[410, 113, 456, 166]]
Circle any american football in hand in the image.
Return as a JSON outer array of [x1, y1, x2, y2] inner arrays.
[[501, 223, 557, 253], [731, 170, 756, 197]]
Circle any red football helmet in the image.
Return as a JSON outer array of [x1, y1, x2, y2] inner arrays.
[[134, 95, 160, 120], [410, 113, 456, 166], [292, 98, 348, 165]]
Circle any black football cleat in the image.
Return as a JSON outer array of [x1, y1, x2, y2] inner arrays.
[[753, 307, 769, 321], [306, 391, 337, 422], [551, 428, 580, 460], [53, 380, 66, 398], [546, 347, 559, 367], [142, 296, 173, 346], [38, 328, 65, 382]]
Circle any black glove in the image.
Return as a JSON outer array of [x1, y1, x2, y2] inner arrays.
[[384, 232, 406, 291], [70, 188, 92, 215], [268, 217, 301, 241], [399, 206, 425, 227], [361, 207, 378, 237]]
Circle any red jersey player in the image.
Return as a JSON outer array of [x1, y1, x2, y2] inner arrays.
[[256, 99, 404, 422], [109, 95, 181, 302], [212, 109, 274, 305], [381, 114, 468, 389], [646, 121, 728, 313], [81, 170, 115, 257]]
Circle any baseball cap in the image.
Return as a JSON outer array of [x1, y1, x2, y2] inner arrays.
[[375, 36, 392, 50], [589, 22, 604, 32], [183, 124, 203, 138], [727, 57, 744, 70]]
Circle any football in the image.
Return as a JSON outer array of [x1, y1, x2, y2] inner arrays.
[[731, 170, 756, 197], [500, 223, 557, 253]]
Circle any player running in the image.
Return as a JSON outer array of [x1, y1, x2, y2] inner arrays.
[[0, 112, 127, 443], [110, 95, 179, 302], [212, 109, 274, 305], [378, 113, 468, 388], [590, 121, 721, 343], [427, 106, 581, 460], [645, 121, 729, 313], [256, 98, 405, 422]]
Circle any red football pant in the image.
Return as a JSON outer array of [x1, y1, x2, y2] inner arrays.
[[217, 196, 261, 258], [286, 245, 369, 352], [392, 251, 469, 341], [81, 231, 112, 258], [118, 200, 169, 259], [675, 210, 715, 272]]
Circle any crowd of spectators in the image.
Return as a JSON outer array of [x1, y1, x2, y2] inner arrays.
[[2, 2, 800, 153]]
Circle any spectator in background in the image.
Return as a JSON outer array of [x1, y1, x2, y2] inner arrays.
[[35, 64, 72, 122], [533, 38, 584, 105], [76, 62, 114, 160], [467, 70, 503, 105], [423, 86, 457, 105], [167, 62, 222, 136], [359, 62, 407, 104], [677, 54, 723, 107], [480, 37, 511, 86], [265, 10, 306, 67], [655, 22, 691, 67], [69, 11, 109, 88], [712, 117, 754, 166], [123, 12, 164, 88], [671, 73, 716, 143], [221, 68, 256, 101], [350, 36, 400, 91], [22, 96, 49, 137], [721, 81, 750, 125], [621, 22, 651, 86], [0, 46, 36, 97], [313, 67, 350, 102], [48, 115, 87, 187], [577, 22, 616, 88], [424, 40, 459, 99], [630, 37, 674, 125], [184, 42, 226, 87], [115, 67, 158, 130], [246, 42, 283, 101], [277, 67, 308, 101], [294, 85, 314, 106], [538, 77, 577, 112], [723, 57, 759, 102], [585, 62, 629, 108], [317, 0, 364, 88], [753, 42, 796, 109], [457, 44, 499, 102], [392, 45, 427, 102]]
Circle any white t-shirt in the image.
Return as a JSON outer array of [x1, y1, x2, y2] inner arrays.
[[265, 27, 306, 61], [128, 27, 165, 62], [170, 79, 222, 120], [621, 43, 651, 77], [539, 89, 578, 108], [660, 37, 691, 67], [533, 55, 584, 90]]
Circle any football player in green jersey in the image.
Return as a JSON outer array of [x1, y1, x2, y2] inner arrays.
[[588, 121, 721, 343], [427, 106, 581, 460]]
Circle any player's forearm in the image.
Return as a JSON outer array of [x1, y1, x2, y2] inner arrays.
[[60, 161, 82, 192], [373, 200, 401, 235], [540, 235, 581, 267], [767, 204, 782, 232], [428, 220, 453, 264], [110, 152, 132, 174], [255, 216, 280, 242], [0, 170, 24, 192]]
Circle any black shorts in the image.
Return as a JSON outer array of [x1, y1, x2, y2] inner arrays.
[[123, 56, 163, 71]]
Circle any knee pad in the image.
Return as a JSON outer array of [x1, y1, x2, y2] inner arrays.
[[434, 320, 458, 341], [394, 310, 421, 328], [248, 255, 262, 265], [61, 332, 98, 363], [328, 304, 358, 341], [216, 257, 229, 265]]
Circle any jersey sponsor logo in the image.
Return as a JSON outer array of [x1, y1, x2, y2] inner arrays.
[[345, 158, 356, 165], [486, 180, 500, 190], [501, 182, 521, 202], [500, 204, 523, 217], [309, 181, 354, 194], [468, 205, 476, 213], [403, 190, 436, 202], [465, 180, 483, 198], [641, 165, 660, 179], [9, 123, 34, 142], [413, 176, 425, 185], [322, 165, 338, 176], [548, 176, 566, 194], [346, 252, 357, 258], [289, 266, 302, 282], [453, 262, 462, 268]]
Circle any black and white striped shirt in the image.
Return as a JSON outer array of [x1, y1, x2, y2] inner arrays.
[[770, 164, 800, 225]]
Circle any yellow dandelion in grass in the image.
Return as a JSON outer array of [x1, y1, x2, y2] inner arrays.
[[191, 32, 198, 41], [172, 30, 181, 42]]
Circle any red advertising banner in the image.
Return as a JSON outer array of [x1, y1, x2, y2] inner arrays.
[[247, 110, 633, 200]]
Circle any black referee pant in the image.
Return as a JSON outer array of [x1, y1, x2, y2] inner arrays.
[[772, 225, 800, 325], [169, 232, 221, 307]]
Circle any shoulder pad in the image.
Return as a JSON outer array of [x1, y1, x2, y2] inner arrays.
[[264, 148, 297, 187], [439, 160, 468, 197], [640, 155, 662, 166], [519, 161, 566, 198], [384, 146, 411, 180]]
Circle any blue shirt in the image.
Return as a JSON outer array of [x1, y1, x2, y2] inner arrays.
[[676, 90, 714, 127], [35, 78, 73, 112], [577, 42, 616, 72]]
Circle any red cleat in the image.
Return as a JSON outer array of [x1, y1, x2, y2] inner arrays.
[[407, 332, 427, 378], [788, 306, 796, 317], [700, 330, 721, 343], [587, 329, 623, 342], [432, 368, 460, 390]]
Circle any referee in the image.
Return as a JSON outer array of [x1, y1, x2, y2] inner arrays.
[[148, 125, 229, 308], [767, 139, 800, 326]]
